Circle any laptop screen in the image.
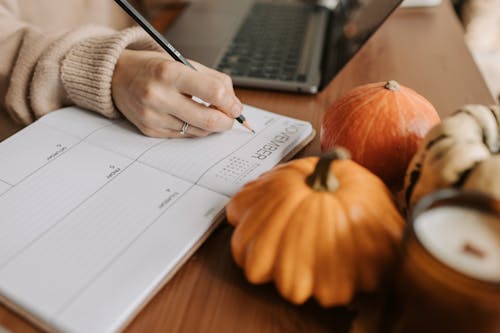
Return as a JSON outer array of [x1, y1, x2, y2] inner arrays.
[[321, 0, 403, 89]]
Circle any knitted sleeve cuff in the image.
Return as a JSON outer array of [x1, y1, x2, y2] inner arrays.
[[61, 27, 162, 119]]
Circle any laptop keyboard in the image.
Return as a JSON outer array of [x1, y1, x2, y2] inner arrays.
[[216, 2, 315, 82]]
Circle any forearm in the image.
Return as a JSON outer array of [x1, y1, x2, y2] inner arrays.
[[0, 5, 54, 124], [0, 3, 161, 125]]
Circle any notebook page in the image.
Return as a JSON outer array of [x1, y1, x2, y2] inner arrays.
[[0, 121, 80, 186], [0, 107, 112, 189], [84, 120, 164, 160], [39, 108, 164, 161], [0, 106, 312, 332], [0, 129, 227, 331], [39, 107, 112, 138], [0, 181, 10, 196], [23, 106, 312, 194], [138, 105, 312, 193], [0, 141, 133, 267], [198, 117, 311, 196], [55, 185, 227, 333]]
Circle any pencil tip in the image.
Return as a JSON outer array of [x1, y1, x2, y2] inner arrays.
[[241, 120, 255, 134]]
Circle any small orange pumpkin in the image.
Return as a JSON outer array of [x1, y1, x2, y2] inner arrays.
[[226, 148, 404, 307], [321, 80, 440, 191]]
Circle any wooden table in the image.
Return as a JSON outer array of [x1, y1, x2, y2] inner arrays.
[[0, 1, 495, 332]]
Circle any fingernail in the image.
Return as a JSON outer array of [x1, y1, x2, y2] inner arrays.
[[231, 100, 243, 117]]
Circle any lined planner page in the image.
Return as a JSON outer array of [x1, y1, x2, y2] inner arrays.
[[0, 141, 133, 267], [0, 106, 312, 333], [198, 117, 311, 196], [37, 105, 311, 196], [0, 180, 10, 196], [0, 121, 80, 185], [0, 162, 227, 332], [139, 105, 312, 195], [0, 113, 229, 332]]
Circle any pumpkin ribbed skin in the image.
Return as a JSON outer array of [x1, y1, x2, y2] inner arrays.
[[321, 81, 440, 191], [463, 155, 500, 199], [404, 104, 500, 210], [226, 154, 404, 307]]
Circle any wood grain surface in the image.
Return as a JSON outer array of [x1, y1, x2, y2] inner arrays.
[[0, 1, 495, 332]]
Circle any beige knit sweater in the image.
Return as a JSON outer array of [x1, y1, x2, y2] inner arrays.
[[0, 0, 164, 126]]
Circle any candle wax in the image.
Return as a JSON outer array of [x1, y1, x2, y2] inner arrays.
[[415, 206, 500, 283]]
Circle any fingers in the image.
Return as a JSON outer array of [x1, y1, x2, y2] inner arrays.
[[113, 51, 241, 139], [129, 108, 212, 138], [191, 60, 237, 95], [171, 63, 243, 119], [156, 94, 234, 132], [147, 91, 236, 133], [138, 123, 208, 139], [144, 115, 212, 138], [118, 95, 212, 138]]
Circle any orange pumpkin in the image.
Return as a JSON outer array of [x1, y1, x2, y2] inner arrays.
[[320, 80, 440, 191], [226, 148, 404, 307]]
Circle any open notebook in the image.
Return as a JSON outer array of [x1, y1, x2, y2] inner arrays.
[[0, 105, 314, 333]]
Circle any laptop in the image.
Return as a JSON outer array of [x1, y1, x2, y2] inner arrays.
[[165, 0, 403, 94]]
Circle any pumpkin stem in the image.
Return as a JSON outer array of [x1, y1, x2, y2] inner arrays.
[[385, 80, 400, 91], [307, 148, 351, 192]]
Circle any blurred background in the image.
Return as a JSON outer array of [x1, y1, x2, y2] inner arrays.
[[140, 0, 500, 102], [458, 0, 500, 103]]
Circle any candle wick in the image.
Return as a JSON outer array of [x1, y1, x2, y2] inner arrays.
[[462, 242, 486, 259]]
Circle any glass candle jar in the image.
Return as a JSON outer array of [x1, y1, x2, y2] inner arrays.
[[386, 189, 500, 333]]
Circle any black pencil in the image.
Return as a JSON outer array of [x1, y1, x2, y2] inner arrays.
[[114, 0, 255, 133]]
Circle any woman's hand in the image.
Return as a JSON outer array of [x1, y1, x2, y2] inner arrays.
[[112, 49, 243, 138]]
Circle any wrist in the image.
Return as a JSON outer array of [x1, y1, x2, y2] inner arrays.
[[112, 49, 134, 103], [61, 27, 162, 119]]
